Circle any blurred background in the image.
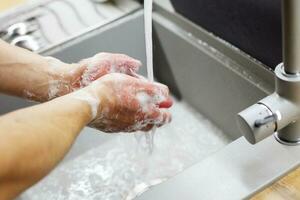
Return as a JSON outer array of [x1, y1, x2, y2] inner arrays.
[[0, 0, 28, 11]]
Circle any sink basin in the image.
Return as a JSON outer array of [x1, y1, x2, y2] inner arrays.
[[19, 98, 231, 200], [0, 5, 298, 200]]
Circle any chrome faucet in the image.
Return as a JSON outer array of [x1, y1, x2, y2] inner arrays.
[[237, 0, 300, 145]]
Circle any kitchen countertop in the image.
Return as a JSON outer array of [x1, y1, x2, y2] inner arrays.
[[0, 0, 27, 12], [252, 167, 300, 199]]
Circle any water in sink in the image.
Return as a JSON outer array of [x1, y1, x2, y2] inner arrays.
[[22, 99, 231, 200]]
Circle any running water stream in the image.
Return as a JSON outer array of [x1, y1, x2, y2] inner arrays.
[[144, 0, 154, 82], [144, 0, 156, 154], [135, 0, 156, 154]]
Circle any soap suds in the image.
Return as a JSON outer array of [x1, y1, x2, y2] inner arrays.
[[136, 92, 152, 113], [79, 53, 141, 87], [70, 90, 100, 119], [47, 80, 63, 100]]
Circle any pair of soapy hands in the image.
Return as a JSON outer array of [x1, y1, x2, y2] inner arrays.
[[38, 53, 172, 133]]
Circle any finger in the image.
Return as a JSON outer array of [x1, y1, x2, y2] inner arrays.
[[136, 81, 171, 107], [80, 53, 142, 85], [79, 62, 109, 87], [130, 72, 148, 80], [139, 110, 171, 132], [69, 64, 89, 89], [98, 52, 142, 73], [134, 103, 160, 123], [106, 53, 141, 76], [144, 108, 172, 126], [159, 96, 173, 108], [113, 53, 142, 74], [156, 110, 172, 126], [141, 124, 155, 132]]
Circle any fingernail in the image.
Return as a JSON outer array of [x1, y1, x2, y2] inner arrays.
[[159, 97, 173, 108]]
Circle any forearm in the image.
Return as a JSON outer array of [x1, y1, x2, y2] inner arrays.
[[0, 95, 92, 199], [0, 39, 70, 101]]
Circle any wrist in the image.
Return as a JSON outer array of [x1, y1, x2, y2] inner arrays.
[[58, 93, 95, 126], [38, 57, 78, 101], [66, 87, 103, 123]]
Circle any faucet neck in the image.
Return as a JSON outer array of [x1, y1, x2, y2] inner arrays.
[[282, 0, 300, 74]]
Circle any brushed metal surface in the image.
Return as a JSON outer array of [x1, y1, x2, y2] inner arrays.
[[152, 11, 273, 139], [137, 137, 300, 200], [283, 0, 300, 74]]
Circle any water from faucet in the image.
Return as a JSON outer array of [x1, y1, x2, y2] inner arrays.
[[135, 0, 156, 155], [144, 0, 154, 82]]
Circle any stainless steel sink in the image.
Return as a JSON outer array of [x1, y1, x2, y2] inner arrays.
[[0, 4, 299, 200]]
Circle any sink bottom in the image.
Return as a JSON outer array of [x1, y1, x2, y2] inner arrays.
[[20, 98, 231, 200]]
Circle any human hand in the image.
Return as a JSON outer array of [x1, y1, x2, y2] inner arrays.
[[32, 53, 142, 101], [70, 73, 173, 133]]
